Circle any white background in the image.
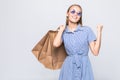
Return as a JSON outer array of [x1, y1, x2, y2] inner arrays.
[[0, 0, 120, 80]]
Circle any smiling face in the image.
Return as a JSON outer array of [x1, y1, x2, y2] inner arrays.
[[66, 4, 82, 25]]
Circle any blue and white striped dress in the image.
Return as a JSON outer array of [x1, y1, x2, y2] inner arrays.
[[59, 24, 96, 80]]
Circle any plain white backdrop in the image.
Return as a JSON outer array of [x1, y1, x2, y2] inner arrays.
[[0, 0, 120, 80]]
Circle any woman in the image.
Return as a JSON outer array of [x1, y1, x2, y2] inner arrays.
[[53, 4, 103, 80]]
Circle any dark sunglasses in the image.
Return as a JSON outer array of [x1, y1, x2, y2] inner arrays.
[[70, 10, 82, 16]]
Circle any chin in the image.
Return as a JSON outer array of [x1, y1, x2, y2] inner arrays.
[[69, 18, 79, 24], [71, 19, 79, 22], [71, 20, 79, 23]]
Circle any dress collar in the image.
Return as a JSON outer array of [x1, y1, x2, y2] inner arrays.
[[64, 24, 84, 33]]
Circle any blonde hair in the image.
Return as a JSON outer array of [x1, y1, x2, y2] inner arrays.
[[66, 4, 82, 26]]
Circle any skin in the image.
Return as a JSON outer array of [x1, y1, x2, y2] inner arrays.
[[53, 5, 103, 56]]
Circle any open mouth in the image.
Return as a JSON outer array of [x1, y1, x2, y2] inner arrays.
[[71, 16, 78, 20]]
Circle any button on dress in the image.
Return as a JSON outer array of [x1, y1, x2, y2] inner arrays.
[[59, 24, 96, 80]]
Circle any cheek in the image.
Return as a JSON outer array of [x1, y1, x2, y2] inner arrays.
[[78, 16, 81, 20], [68, 13, 72, 17], [68, 14, 73, 19], [77, 16, 81, 20]]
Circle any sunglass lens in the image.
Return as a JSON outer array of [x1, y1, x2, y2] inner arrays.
[[71, 10, 75, 14], [78, 12, 82, 16]]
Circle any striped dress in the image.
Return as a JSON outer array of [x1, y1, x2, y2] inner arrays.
[[59, 24, 96, 80]]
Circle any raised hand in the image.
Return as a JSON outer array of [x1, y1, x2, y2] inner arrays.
[[97, 24, 103, 33]]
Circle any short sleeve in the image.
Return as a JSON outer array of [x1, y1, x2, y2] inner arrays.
[[87, 27, 96, 43]]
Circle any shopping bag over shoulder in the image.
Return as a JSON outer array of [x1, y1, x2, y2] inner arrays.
[[32, 30, 67, 70]]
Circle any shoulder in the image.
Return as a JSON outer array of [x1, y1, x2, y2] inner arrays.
[[82, 25, 93, 31]]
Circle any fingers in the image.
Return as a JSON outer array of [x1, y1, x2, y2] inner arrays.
[[59, 25, 66, 31], [97, 24, 103, 28], [97, 24, 103, 32], [60, 25, 65, 28]]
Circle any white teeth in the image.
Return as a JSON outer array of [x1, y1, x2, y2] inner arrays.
[[72, 16, 77, 19]]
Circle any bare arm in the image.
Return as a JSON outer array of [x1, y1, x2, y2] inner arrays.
[[53, 25, 65, 47], [89, 24, 103, 56]]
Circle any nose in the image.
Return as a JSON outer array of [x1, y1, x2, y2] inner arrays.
[[72, 12, 78, 16], [75, 12, 78, 16]]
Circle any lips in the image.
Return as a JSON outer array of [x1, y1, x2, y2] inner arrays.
[[71, 16, 78, 20]]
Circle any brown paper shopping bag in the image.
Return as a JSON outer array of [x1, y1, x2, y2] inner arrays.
[[32, 30, 67, 70]]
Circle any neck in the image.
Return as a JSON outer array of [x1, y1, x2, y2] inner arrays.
[[68, 22, 78, 32], [68, 22, 78, 28]]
